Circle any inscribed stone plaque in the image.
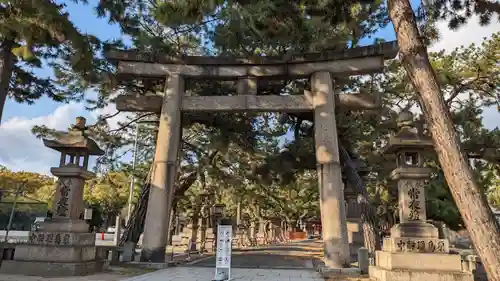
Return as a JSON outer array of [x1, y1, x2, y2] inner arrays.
[[398, 179, 426, 223], [52, 177, 85, 219], [383, 237, 449, 253], [29, 232, 95, 246]]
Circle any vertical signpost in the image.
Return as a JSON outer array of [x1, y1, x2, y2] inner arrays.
[[214, 224, 232, 280]]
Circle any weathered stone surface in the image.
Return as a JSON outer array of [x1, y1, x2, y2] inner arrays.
[[390, 222, 439, 239], [50, 175, 86, 220], [14, 244, 96, 262], [358, 248, 369, 274], [116, 56, 385, 78], [122, 242, 136, 262], [115, 92, 380, 113], [369, 265, 473, 281], [313, 72, 350, 268], [141, 74, 183, 262], [398, 178, 426, 223], [382, 237, 449, 253], [375, 251, 463, 272], [28, 232, 95, 246], [0, 260, 104, 277], [106, 41, 398, 65], [37, 219, 89, 233]]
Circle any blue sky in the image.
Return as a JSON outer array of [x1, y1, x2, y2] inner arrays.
[[1, 0, 398, 122], [0, 0, 498, 174], [2, 0, 126, 121]]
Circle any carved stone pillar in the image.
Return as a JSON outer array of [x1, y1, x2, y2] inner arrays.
[[344, 181, 364, 254], [141, 75, 184, 262], [189, 204, 201, 251], [344, 182, 361, 221], [311, 71, 350, 268], [249, 221, 257, 239]]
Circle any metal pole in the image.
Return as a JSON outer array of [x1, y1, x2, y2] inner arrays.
[[4, 183, 22, 243], [126, 122, 140, 224]]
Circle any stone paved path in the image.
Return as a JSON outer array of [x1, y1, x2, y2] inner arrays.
[[122, 240, 324, 281], [0, 270, 145, 281], [0, 241, 324, 281], [0, 266, 153, 281], [191, 244, 317, 269], [121, 266, 323, 281]]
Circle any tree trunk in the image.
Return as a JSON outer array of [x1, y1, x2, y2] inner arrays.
[[0, 39, 14, 124], [388, 0, 500, 279], [339, 145, 381, 253], [168, 201, 178, 246]]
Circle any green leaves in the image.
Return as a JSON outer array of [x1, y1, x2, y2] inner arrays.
[[11, 45, 34, 61], [0, 0, 98, 109]]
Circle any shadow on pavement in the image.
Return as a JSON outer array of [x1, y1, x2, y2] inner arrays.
[[184, 241, 323, 269]]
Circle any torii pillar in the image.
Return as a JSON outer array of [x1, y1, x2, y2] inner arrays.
[[312, 71, 350, 268], [140, 74, 183, 262]]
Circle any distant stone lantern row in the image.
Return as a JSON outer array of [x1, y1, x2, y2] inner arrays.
[[370, 111, 474, 281], [178, 191, 226, 253]]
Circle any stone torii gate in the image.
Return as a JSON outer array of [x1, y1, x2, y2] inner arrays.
[[106, 42, 398, 268]]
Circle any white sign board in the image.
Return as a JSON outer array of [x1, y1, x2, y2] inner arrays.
[[215, 225, 232, 280]]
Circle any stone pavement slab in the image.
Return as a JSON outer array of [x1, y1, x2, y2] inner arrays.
[[120, 266, 323, 281], [0, 267, 151, 281]]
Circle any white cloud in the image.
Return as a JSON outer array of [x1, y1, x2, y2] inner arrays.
[[0, 103, 86, 175], [0, 99, 131, 175], [429, 15, 500, 53], [428, 15, 500, 130]]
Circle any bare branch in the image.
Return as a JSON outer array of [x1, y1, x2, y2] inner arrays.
[[109, 113, 156, 133]]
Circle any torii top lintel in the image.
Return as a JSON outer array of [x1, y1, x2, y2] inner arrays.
[[105, 41, 398, 79]]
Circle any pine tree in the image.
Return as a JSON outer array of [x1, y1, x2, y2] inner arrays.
[[0, 0, 96, 123], [387, 0, 500, 279]]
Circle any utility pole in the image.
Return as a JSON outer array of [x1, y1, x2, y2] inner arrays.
[[4, 183, 23, 243], [126, 122, 140, 225]]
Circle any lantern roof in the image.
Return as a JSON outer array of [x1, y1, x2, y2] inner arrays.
[[42, 117, 104, 156], [383, 111, 433, 154]]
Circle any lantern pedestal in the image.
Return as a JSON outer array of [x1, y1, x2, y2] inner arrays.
[[389, 221, 439, 238], [0, 166, 103, 276], [369, 252, 472, 281]]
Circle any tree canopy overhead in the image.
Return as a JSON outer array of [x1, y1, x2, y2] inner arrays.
[[25, 0, 498, 223], [0, 0, 108, 123], [10, 0, 500, 276]]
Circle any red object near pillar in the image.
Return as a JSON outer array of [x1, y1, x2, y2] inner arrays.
[[101, 232, 105, 240]]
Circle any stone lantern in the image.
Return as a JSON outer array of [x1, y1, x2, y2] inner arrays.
[[383, 111, 436, 238], [342, 157, 367, 257], [0, 117, 105, 277], [212, 203, 225, 217], [198, 192, 212, 252], [369, 111, 472, 281], [241, 213, 250, 226], [187, 199, 202, 251]]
